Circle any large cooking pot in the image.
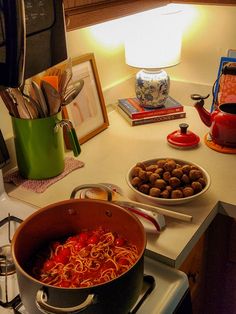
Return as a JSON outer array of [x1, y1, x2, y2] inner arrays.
[[11, 194, 146, 314]]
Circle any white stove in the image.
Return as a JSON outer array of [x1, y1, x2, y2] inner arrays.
[[0, 170, 191, 314]]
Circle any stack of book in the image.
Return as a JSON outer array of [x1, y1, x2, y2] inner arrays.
[[117, 96, 186, 126]]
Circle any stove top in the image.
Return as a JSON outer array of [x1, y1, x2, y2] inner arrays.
[[0, 170, 189, 314]]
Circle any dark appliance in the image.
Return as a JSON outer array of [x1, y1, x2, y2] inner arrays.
[[0, 0, 67, 90], [0, 129, 9, 168]]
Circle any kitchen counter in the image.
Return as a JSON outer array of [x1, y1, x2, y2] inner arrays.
[[5, 106, 236, 268]]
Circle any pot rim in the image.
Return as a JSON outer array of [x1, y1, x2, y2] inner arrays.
[[11, 198, 146, 290]]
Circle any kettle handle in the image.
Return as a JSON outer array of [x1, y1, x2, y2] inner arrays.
[[191, 94, 210, 101]]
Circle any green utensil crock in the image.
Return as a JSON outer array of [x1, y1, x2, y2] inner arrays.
[[11, 112, 65, 180]]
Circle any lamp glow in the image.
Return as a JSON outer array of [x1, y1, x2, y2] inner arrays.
[[125, 7, 183, 108]]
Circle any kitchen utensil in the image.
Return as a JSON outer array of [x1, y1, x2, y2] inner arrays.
[[73, 184, 165, 232], [41, 75, 59, 91], [127, 158, 211, 206], [22, 92, 45, 118], [11, 112, 65, 179], [72, 183, 192, 224], [167, 123, 200, 148], [19, 81, 43, 118], [59, 58, 73, 97], [62, 79, 84, 106], [41, 80, 61, 115], [192, 93, 236, 147], [23, 97, 38, 119], [12, 198, 146, 314], [8, 88, 31, 119], [0, 90, 20, 117], [31, 81, 48, 117], [46, 67, 61, 78]]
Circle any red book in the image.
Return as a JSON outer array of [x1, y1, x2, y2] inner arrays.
[[118, 96, 184, 120], [117, 105, 186, 126]]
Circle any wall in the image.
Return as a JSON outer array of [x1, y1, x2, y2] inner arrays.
[[66, 3, 236, 107], [1, 4, 236, 138]]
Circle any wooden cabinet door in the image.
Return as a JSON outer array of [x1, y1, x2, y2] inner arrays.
[[63, 0, 170, 30], [179, 233, 207, 313], [63, 0, 236, 30]]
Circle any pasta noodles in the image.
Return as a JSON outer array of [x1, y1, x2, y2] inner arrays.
[[29, 227, 139, 288]]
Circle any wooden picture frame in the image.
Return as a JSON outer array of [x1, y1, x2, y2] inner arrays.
[[62, 53, 109, 145]]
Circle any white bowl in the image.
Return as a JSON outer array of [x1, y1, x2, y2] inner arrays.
[[126, 158, 211, 205]]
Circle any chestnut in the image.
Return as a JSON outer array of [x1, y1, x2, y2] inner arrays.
[[138, 169, 149, 181], [149, 187, 161, 197], [191, 181, 203, 192], [163, 160, 176, 172], [171, 189, 183, 199], [154, 179, 167, 190], [182, 187, 194, 197], [163, 171, 171, 182], [149, 172, 160, 184], [138, 184, 150, 194], [160, 189, 170, 199], [131, 176, 142, 187], [172, 168, 183, 179], [169, 177, 181, 188]]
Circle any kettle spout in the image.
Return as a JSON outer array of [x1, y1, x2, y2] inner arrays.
[[191, 94, 212, 127]]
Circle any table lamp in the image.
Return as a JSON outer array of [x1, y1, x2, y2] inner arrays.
[[124, 8, 183, 108]]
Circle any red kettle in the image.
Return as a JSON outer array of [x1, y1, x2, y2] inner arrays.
[[191, 94, 236, 148]]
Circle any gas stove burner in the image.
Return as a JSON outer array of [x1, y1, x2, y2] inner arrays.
[[0, 244, 15, 276]]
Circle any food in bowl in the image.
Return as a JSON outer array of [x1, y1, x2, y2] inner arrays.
[[28, 226, 138, 288], [128, 158, 208, 200]]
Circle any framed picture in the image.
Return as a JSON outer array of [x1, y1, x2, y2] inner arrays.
[[63, 53, 109, 145], [211, 56, 236, 112]]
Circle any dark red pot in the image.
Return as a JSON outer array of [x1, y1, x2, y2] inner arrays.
[[11, 199, 146, 314]]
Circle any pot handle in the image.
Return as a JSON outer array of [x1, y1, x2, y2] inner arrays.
[[70, 184, 113, 201], [36, 288, 95, 314]]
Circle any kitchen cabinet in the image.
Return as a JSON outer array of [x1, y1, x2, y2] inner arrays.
[[203, 214, 236, 313], [180, 214, 236, 313], [179, 233, 207, 313], [63, 0, 236, 30]]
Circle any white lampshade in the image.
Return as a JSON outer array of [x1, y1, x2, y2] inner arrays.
[[124, 8, 183, 69], [125, 31, 182, 69]]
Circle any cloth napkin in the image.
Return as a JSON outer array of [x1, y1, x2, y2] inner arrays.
[[4, 157, 84, 193]]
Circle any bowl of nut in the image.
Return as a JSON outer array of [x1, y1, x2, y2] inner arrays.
[[126, 158, 211, 205]]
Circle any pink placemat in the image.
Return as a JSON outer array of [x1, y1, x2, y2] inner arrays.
[[4, 157, 84, 193]]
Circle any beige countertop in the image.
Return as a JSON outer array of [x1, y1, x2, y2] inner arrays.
[[5, 106, 236, 268]]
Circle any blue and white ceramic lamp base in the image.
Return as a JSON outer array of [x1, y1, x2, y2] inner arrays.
[[135, 69, 170, 108]]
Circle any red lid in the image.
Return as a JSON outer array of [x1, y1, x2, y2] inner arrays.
[[167, 123, 200, 148]]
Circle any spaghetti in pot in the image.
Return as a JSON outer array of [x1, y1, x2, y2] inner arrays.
[[29, 227, 139, 288]]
